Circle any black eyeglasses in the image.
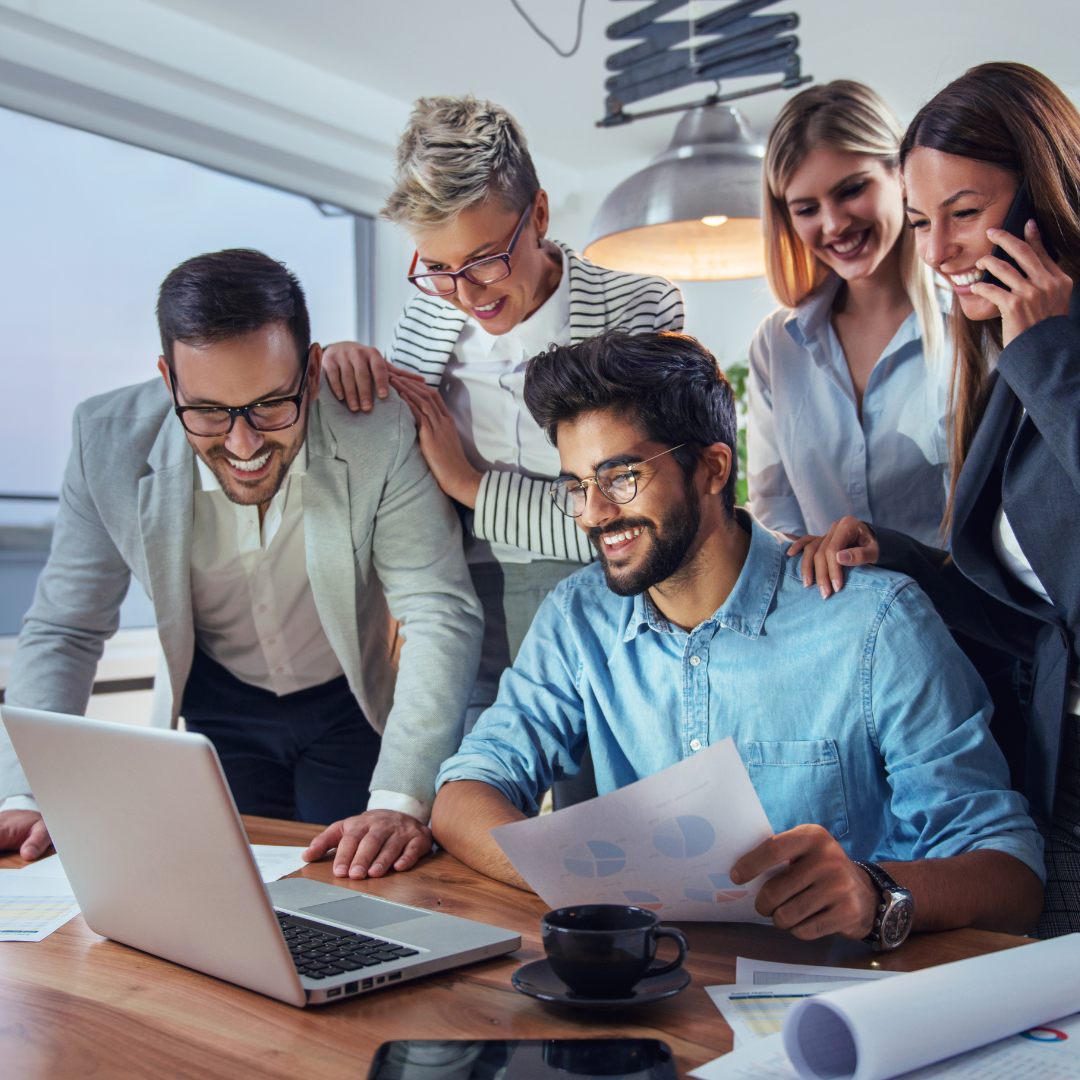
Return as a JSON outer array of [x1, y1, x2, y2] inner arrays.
[[549, 445, 686, 518], [170, 356, 310, 437], [407, 203, 532, 296]]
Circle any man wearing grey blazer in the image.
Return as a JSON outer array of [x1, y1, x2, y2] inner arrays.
[[0, 249, 483, 881]]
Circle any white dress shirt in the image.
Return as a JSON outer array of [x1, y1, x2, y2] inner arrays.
[[748, 274, 951, 546], [191, 444, 343, 695], [441, 248, 571, 564]]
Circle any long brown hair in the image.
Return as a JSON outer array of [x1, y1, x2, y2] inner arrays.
[[899, 62, 1080, 532], [764, 81, 943, 365]]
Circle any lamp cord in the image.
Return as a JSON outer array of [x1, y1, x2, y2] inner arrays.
[[509, 0, 587, 58]]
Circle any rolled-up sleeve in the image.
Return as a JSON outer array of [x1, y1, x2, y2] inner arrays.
[[435, 581, 588, 817], [868, 582, 1045, 882]]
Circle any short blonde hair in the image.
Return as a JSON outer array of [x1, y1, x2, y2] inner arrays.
[[382, 95, 540, 229], [763, 81, 943, 365]]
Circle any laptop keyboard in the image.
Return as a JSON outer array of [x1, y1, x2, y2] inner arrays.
[[276, 912, 419, 980]]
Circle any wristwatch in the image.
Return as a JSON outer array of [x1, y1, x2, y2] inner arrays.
[[852, 860, 914, 951]]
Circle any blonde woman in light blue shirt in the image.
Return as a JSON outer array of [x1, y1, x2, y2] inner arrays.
[[747, 82, 948, 551]]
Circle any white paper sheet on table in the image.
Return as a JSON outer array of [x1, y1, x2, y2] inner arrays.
[[690, 1013, 1080, 1080], [734, 956, 898, 987], [18, 846, 309, 886], [490, 738, 775, 921], [708, 981, 869, 1050], [0, 870, 79, 941], [693, 937, 1080, 1080]]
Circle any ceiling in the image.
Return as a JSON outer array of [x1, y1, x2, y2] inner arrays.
[[146, 0, 1080, 174]]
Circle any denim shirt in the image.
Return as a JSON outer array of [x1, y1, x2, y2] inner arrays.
[[437, 514, 1044, 881], [747, 274, 950, 546]]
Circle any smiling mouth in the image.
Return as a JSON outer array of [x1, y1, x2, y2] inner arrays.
[[225, 450, 271, 475], [949, 269, 981, 287], [827, 229, 870, 257], [600, 526, 645, 555], [471, 296, 507, 321]]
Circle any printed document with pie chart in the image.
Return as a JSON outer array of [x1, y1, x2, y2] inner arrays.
[[490, 738, 776, 921]]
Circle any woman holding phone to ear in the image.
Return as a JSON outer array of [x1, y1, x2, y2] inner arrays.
[[794, 63, 1080, 935]]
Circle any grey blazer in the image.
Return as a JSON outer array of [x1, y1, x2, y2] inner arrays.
[[1, 377, 484, 808]]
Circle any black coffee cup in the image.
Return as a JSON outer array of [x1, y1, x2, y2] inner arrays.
[[541, 904, 689, 999]]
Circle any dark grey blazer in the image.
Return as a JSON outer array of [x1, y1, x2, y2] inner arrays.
[[874, 291, 1080, 822]]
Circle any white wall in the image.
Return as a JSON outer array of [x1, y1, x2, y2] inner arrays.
[[0, 106, 356, 497]]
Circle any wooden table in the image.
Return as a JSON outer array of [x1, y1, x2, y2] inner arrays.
[[0, 816, 1030, 1080]]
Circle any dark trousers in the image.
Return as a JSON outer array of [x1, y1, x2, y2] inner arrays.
[[181, 647, 381, 825]]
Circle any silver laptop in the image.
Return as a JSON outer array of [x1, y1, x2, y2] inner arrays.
[[1, 706, 520, 1007]]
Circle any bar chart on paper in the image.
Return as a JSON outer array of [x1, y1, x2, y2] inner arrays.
[[0, 895, 81, 941]]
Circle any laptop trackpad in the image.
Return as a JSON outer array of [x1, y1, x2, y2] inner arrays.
[[300, 893, 433, 930]]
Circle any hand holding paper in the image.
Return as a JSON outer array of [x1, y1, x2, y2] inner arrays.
[[489, 738, 776, 921]]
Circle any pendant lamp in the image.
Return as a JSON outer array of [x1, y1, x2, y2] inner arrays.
[[584, 105, 766, 281]]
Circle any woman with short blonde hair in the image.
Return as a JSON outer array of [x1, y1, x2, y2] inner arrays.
[[747, 80, 948, 546], [321, 95, 684, 756]]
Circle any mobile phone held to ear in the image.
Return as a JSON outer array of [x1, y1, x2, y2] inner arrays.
[[980, 179, 1053, 290]]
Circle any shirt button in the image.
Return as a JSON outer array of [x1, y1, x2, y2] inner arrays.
[[690, 739, 702, 751], [275, 666, 284, 674], [258, 604, 267, 613], [268, 638, 276, 646], [689, 655, 701, 667], [854, 483, 864, 494]]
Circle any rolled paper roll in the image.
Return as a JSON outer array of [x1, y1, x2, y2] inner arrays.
[[782, 934, 1080, 1080]]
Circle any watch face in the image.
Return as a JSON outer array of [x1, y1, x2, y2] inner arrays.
[[881, 898, 913, 947]]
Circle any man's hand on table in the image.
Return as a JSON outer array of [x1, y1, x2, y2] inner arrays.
[[730, 824, 879, 941], [302, 809, 433, 879], [0, 809, 51, 861]]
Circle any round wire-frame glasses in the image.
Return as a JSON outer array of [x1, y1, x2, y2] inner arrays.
[[170, 356, 310, 437], [407, 203, 532, 296], [549, 445, 686, 519]]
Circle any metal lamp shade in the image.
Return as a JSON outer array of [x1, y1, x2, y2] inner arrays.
[[584, 106, 766, 281]]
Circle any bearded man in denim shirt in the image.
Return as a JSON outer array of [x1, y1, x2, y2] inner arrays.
[[432, 330, 1044, 941]]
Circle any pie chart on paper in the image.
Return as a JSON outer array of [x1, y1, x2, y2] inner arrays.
[[563, 841, 627, 878], [652, 815, 716, 858], [683, 872, 749, 903]]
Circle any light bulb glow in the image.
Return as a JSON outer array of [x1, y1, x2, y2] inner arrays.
[[701, 215, 729, 227]]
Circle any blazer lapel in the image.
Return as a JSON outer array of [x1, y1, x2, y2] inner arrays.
[[137, 414, 195, 725], [303, 403, 363, 705]]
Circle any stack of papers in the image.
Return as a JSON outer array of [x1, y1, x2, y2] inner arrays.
[[0, 845, 311, 943], [693, 946, 1080, 1080]]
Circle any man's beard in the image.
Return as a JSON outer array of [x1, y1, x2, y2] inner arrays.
[[201, 437, 297, 507], [589, 490, 702, 598]]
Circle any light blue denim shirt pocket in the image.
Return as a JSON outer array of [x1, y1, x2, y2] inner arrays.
[[743, 738, 850, 840]]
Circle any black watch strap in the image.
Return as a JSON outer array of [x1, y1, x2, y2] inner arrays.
[[853, 859, 901, 895]]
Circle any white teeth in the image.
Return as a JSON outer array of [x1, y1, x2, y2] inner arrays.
[[475, 300, 501, 311], [949, 270, 981, 286], [228, 451, 270, 472], [602, 526, 644, 546], [831, 232, 866, 254]]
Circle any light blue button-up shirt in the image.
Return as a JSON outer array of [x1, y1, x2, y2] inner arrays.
[[747, 274, 950, 545], [437, 515, 1044, 881]]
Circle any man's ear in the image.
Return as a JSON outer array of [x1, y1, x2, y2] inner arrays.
[[307, 343, 323, 402], [157, 357, 174, 401], [700, 442, 733, 496]]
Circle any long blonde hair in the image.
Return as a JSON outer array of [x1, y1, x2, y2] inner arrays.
[[763, 81, 943, 366]]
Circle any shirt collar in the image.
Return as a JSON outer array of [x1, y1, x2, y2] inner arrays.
[[623, 511, 783, 643], [195, 440, 308, 492], [468, 246, 570, 360]]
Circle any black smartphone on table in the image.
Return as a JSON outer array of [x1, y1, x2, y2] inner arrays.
[[367, 1039, 678, 1080], [979, 179, 1053, 289]]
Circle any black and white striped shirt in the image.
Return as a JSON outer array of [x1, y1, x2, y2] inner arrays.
[[388, 242, 685, 562]]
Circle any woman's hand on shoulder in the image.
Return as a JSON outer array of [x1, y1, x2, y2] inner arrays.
[[787, 517, 879, 599], [322, 341, 426, 412], [970, 220, 1074, 346]]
